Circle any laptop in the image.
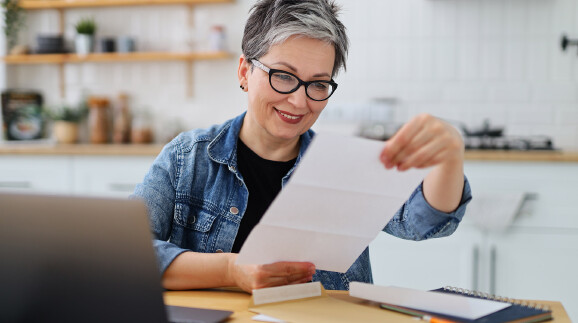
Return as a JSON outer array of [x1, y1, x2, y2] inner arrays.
[[0, 192, 232, 323]]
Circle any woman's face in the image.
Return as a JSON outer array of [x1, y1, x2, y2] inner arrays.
[[240, 36, 336, 143]]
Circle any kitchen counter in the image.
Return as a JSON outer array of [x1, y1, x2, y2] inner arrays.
[[464, 150, 578, 162], [1, 143, 578, 161], [0, 143, 164, 156]]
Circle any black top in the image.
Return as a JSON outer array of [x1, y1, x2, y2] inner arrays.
[[231, 139, 296, 253]]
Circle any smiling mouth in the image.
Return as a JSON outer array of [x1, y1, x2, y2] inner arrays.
[[275, 108, 303, 121]]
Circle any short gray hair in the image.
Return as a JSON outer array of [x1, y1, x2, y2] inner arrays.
[[242, 0, 349, 77]]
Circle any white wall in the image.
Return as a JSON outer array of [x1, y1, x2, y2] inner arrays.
[[3, 0, 578, 148]]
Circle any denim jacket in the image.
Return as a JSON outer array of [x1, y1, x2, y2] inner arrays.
[[133, 112, 472, 290]]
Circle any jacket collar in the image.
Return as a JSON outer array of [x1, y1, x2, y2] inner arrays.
[[207, 112, 315, 169]]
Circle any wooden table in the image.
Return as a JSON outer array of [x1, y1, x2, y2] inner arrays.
[[164, 288, 572, 322]]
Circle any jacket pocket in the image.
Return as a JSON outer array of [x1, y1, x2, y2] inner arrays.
[[174, 200, 218, 232]]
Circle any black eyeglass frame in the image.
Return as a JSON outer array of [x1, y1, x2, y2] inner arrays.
[[251, 59, 338, 101]]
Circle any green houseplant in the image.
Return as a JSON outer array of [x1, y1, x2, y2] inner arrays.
[[2, 0, 26, 55], [46, 105, 87, 144], [73, 17, 96, 55], [74, 17, 96, 35]]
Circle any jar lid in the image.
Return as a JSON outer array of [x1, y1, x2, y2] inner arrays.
[[88, 96, 110, 108]]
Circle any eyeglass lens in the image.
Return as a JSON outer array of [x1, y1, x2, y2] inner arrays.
[[270, 72, 335, 101]]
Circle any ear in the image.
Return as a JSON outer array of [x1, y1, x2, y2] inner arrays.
[[237, 54, 250, 90]]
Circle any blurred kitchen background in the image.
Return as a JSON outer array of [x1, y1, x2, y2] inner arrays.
[[1, 0, 577, 147], [2, 0, 578, 321]]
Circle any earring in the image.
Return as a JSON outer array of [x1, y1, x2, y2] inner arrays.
[[240, 85, 245, 90]]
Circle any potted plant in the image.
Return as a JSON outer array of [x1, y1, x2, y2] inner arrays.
[[74, 16, 96, 56], [45, 105, 87, 143], [2, 0, 26, 55]]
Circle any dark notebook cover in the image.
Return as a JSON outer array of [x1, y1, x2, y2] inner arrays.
[[166, 305, 233, 323], [380, 287, 552, 323]]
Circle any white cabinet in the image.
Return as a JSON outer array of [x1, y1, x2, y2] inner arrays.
[[465, 161, 578, 229], [72, 156, 155, 197], [0, 154, 154, 197], [370, 224, 483, 291], [370, 161, 578, 321], [0, 155, 73, 193], [490, 230, 578, 315]]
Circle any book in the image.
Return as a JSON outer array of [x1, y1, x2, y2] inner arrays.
[[1, 90, 45, 141], [349, 283, 511, 321], [380, 286, 553, 323]]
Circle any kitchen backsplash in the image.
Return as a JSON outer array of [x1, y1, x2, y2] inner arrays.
[[1, 0, 577, 149]]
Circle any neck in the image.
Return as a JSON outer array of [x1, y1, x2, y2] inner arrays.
[[239, 116, 300, 162]]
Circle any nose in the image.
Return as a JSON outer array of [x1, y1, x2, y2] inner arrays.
[[287, 84, 309, 109]]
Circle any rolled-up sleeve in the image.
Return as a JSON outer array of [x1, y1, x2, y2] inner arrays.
[[383, 176, 472, 241], [131, 140, 190, 275]]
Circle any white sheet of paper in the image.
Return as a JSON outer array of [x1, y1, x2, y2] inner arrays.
[[237, 133, 428, 272], [349, 283, 511, 320], [251, 314, 286, 323]]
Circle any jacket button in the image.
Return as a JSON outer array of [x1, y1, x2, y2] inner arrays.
[[216, 249, 224, 253], [230, 207, 239, 215]]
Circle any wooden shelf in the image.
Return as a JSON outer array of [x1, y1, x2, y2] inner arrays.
[[3, 51, 231, 64], [2, 51, 231, 97], [8, 0, 234, 98], [19, 0, 233, 9]]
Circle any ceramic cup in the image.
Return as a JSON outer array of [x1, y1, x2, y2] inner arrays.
[[117, 36, 136, 53], [100, 37, 116, 53]]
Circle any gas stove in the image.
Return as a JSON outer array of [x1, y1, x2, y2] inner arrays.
[[458, 119, 555, 151], [464, 135, 555, 151]]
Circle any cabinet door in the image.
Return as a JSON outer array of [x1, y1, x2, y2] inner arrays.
[[72, 156, 155, 197], [491, 230, 578, 322], [465, 161, 578, 229], [0, 155, 72, 193], [370, 225, 482, 291]]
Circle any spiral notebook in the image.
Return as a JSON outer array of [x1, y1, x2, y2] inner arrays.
[[380, 286, 553, 323]]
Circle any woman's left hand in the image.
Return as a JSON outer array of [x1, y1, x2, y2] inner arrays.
[[380, 113, 464, 171]]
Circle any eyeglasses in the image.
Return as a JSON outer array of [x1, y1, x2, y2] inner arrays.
[[251, 59, 338, 101]]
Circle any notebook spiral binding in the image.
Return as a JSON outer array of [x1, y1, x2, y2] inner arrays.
[[442, 286, 551, 312]]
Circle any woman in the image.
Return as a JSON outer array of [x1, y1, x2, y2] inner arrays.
[[133, 0, 471, 293]]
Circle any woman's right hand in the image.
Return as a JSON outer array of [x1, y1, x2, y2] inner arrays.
[[228, 254, 316, 293]]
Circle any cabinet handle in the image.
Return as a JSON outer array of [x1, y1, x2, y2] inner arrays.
[[108, 183, 136, 192], [472, 245, 479, 291], [0, 181, 32, 189], [490, 246, 497, 295]]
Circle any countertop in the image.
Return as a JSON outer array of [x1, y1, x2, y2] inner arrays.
[[0, 143, 164, 156], [1, 143, 578, 162]]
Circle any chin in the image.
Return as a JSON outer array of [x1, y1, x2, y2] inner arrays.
[[269, 126, 306, 141]]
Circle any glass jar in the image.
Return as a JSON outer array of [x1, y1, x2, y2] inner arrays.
[[131, 108, 154, 144], [88, 96, 110, 144], [112, 93, 131, 144]]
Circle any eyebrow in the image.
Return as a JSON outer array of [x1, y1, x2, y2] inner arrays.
[[274, 61, 332, 78]]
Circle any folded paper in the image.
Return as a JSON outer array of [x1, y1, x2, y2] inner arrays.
[[237, 133, 428, 272]]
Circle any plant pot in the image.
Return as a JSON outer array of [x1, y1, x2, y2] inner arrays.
[[53, 121, 79, 144], [75, 34, 94, 56]]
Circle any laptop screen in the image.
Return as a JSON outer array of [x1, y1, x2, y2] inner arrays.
[[0, 193, 169, 323]]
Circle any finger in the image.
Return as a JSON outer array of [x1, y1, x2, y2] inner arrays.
[[289, 276, 315, 285], [388, 128, 435, 169], [258, 262, 314, 285], [397, 138, 444, 171], [381, 117, 425, 167], [253, 270, 314, 289], [264, 261, 315, 275], [399, 127, 464, 170], [276, 271, 314, 285]]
